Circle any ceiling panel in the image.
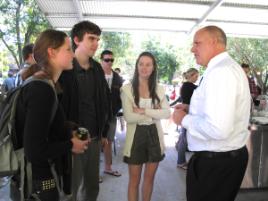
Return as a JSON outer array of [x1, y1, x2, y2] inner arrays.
[[35, 0, 268, 38]]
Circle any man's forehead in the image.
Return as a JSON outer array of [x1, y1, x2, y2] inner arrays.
[[194, 30, 210, 41], [84, 33, 100, 39]]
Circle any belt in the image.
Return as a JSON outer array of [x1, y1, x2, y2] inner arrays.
[[194, 146, 246, 159]]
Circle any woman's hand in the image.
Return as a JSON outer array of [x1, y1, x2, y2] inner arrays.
[[133, 107, 145, 114], [71, 137, 90, 154]]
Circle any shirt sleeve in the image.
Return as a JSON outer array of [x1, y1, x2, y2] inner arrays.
[[121, 86, 152, 123], [145, 86, 171, 119], [182, 68, 237, 140]]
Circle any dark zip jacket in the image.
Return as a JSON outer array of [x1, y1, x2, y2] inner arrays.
[[58, 58, 111, 139]]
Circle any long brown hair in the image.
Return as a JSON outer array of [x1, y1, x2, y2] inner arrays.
[[21, 29, 68, 81], [131, 52, 160, 108]]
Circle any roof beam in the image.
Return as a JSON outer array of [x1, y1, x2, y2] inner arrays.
[[187, 0, 225, 35], [72, 0, 83, 21]]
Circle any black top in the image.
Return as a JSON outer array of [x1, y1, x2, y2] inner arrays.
[[109, 71, 123, 116], [59, 58, 111, 139], [180, 82, 197, 104], [15, 81, 72, 180], [76, 63, 98, 136]]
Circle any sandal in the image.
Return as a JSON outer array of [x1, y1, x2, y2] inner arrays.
[[177, 163, 187, 170], [104, 170, 122, 177]]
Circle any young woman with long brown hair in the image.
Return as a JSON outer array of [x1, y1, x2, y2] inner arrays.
[[121, 52, 170, 201], [15, 29, 89, 201]]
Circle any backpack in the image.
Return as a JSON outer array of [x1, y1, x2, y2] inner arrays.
[[0, 77, 58, 200]]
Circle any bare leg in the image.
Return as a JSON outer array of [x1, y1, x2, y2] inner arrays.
[[142, 162, 159, 201], [119, 116, 125, 131], [103, 140, 113, 171], [128, 164, 143, 201]]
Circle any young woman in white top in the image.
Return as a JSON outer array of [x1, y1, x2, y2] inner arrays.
[[121, 52, 170, 201]]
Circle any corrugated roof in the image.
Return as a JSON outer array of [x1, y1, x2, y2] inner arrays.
[[35, 0, 268, 38]]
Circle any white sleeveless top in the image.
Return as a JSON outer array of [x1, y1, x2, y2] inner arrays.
[[138, 98, 153, 125]]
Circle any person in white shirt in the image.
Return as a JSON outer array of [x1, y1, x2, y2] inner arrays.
[[173, 26, 250, 201], [121, 52, 170, 201], [100, 50, 123, 178]]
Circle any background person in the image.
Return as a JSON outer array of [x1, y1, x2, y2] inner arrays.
[[173, 26, 250, 201], [176, 68, 198, 170], [121, 51, 170, 201], [15, 43, 36, 87], [2, 70, 15, 92], [241, 63, 260, 106], [100, 50, 123, 178]]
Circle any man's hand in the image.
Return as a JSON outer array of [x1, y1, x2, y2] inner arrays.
[[101, 137, 108, 146], [173, 108, 187, 125], [71, 137, 89, 154], [174, 103, 189, 113]]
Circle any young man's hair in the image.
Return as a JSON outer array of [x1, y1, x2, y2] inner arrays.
[[71, 20, 101, 50], [100, 50, 113, 59], [22, 44, 34, 61], [241, 63, 250, 68]]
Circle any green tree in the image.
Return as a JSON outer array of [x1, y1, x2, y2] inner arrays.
[[143, 39, 179, 84], [0, 0, 50, 69], [228, 37, 268, 93], [100, 32, 131, 57], [97, 32, 133, 72], [0, 50, 9, 77]]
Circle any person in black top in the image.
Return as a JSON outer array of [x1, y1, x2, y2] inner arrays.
[[15, 29, 89, 201], [59, 21, 110, 201], [176, 68, 198, 170], [100, 50, 123, 178]]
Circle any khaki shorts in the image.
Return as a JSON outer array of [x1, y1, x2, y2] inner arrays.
[[106, 117, 117, 141], [124, 124, 165, 164]]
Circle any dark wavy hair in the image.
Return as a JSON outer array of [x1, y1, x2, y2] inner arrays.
[[71, 20, 101, 50], [131, 51, 160, 108]]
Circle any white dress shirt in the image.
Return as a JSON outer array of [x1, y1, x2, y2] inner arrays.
[[182, 52, 251, 152]]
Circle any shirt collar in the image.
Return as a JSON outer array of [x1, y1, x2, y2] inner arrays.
[[73, 57, 94, 72], [207, 51, 228, 71]]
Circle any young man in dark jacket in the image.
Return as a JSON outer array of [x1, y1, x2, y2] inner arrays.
[[100, 50, 123, 178], [59, 21, 111, 201]]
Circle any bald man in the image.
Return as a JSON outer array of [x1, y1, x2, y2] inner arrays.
[[173, 26, 250, 201]]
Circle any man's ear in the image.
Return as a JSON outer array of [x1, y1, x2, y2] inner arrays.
[[73, 36, 80, 46]]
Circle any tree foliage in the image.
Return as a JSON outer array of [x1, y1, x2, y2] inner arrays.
[[142, 38, 180, 84], [100, 32, 131, 57], [97, 31, 134, 76], [228, 37, 268, 93], [0, 0, 50, 69]]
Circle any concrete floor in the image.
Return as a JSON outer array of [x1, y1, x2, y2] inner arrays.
[[1, 122, 268, 201]]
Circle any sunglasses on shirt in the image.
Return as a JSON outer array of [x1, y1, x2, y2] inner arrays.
[[103, 58, 114, 63]]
